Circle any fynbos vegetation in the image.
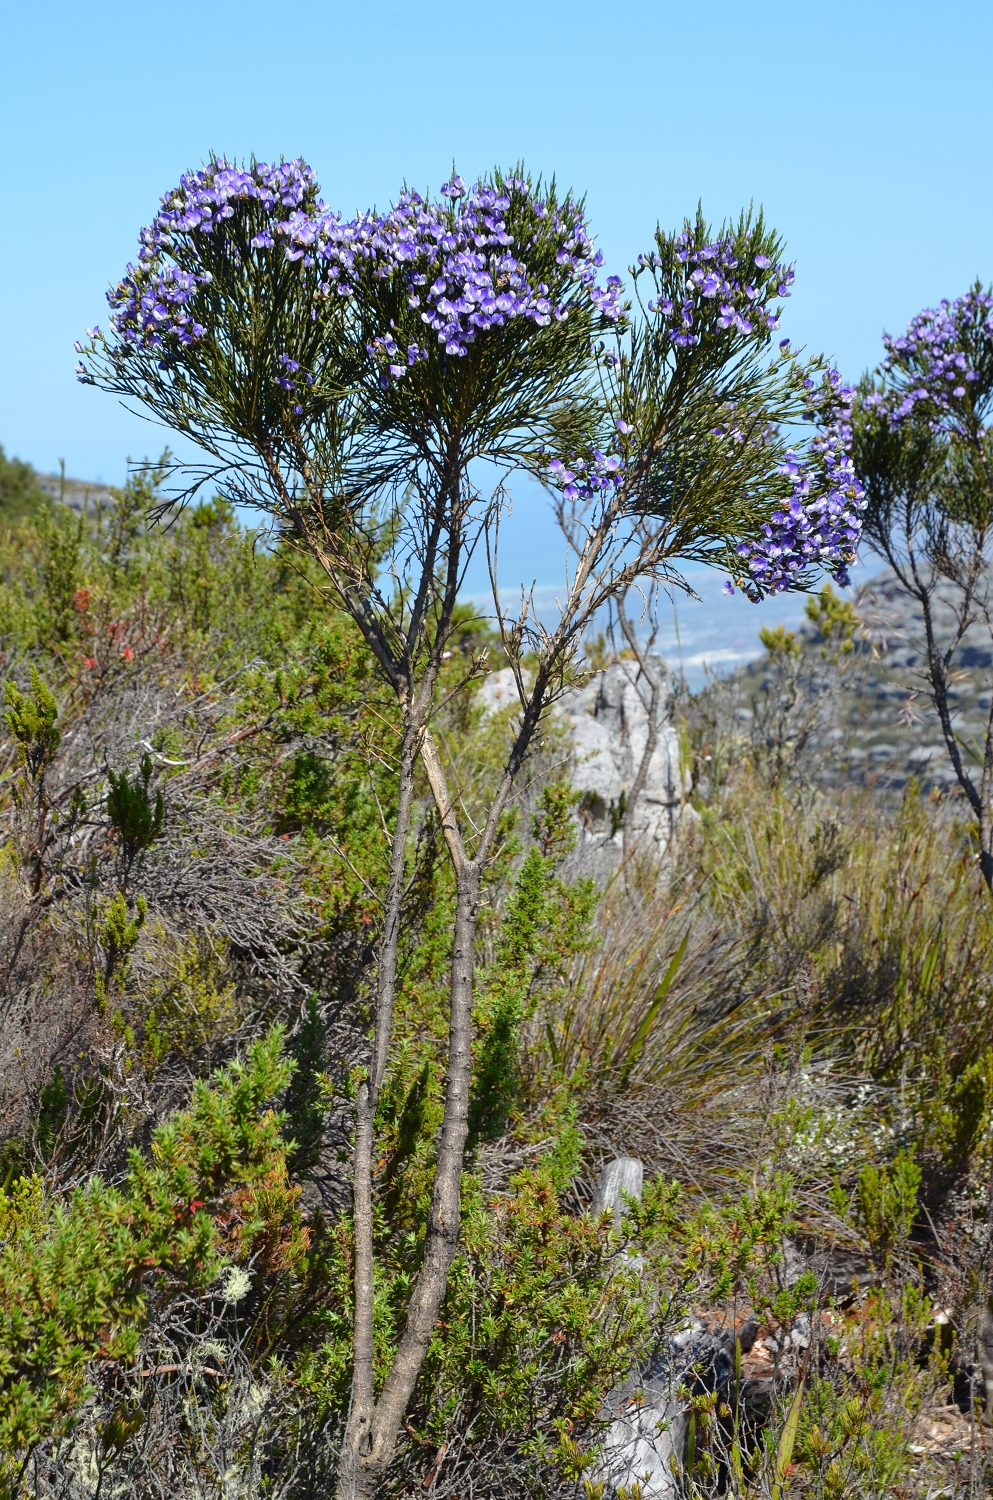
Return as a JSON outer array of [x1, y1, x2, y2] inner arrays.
[[1, 159, 992, 1497]]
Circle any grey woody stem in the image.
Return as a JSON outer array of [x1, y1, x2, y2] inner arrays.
[[366, 861, 481, 1467], [338, 711, 420, 1493]]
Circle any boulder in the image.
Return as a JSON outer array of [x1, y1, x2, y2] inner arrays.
[[479, 658, 687, 867], [589, 1158, 756, 1499]]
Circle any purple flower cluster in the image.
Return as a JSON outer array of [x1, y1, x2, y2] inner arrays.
[[866, 290, 993, 435], [732, 370, 866, 598], [282, 173, 624, 370], [78, 163, 624, 388], [641, 231, 794, 350], [148, 160, 314, 241], [544, 417, 632, 505], [80, 160, 318, 367]]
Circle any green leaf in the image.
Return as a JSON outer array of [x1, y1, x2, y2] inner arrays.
[[618, 929, 689, 1087]]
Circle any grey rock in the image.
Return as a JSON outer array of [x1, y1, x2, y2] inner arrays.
[[588, 1160, 772, 1497], [36, 471, 112, 515], [595, 1379, 685, 1500], [592, 1157, 644, 1217], [907, 743, 947, 764], [476, 669, 523, 715], [596, 1316, 762, 1499], [560, 659, 685, 859], [592, 1156, 684, 1500], [729, 563, 993, 796], [591, 1158, 743, 1500], [480, 658, 688, 869]]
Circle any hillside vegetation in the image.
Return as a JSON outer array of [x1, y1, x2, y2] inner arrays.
[[0, 459, 990, 1497]]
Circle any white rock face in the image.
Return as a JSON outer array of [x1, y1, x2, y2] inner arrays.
[[476, 669, 523, 714], [594, 1395, 685, 1500], [590, 1159, 685, 1499], [479, 659, 686, 862], [563, 659, 685, 856]]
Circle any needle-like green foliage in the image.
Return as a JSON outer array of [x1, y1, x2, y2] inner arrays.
[[0, 1028, 298, 1488], [106, 752, 164, 883]]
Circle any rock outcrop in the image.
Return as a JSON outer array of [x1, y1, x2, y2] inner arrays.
[[36, 471, 111, 514], [733, 565, 993, 794], [590, 1158, 760, 1499], [480, 657, 687, 867]]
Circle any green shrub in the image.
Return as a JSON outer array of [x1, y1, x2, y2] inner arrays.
[[0, 447, 50, 526], [0, 1029, 304, 1489]]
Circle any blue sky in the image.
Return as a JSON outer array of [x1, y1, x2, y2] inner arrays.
[[3, 0, 991, 675]]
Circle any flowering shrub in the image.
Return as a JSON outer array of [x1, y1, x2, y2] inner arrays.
[[285, 171, 624, 373], [733, 369, 866, 596], [78, 160, 318, 360], [541, 214, 865, 598], [545, 441, 627, 504], [852, 283, 993, 898], [76, 159, 623, 402], [866, 286, 993, 434], [77, 159, 316, 360], [76, 159, 864, 604], [73, 162, 874, 1499], [640, 226, 793, 348]]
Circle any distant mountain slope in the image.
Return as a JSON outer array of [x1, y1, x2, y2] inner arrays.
[[15, 462, 990, 797], [34, 469, 112, 514], [729, 569, 993, 792]]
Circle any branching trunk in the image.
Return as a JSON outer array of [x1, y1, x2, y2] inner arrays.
[[870, 506, 993, 899], [332, 474, 680, 1496], [339, 713, 420, 1487], [335, 669, 555, 1495]]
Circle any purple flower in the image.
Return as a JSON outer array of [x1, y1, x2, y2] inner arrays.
[[83, 163, 627, 387], [733, 368, 866, 599], [638, 229, 792, 358], [544, 444, 626, 506], [874, 288, 993, 437]]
